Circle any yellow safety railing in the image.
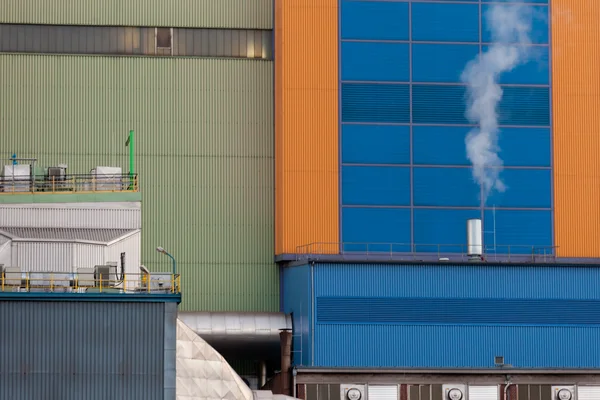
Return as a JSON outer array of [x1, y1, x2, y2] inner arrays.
[[0, 173, 139, 195], [0, 272, 181, 294]]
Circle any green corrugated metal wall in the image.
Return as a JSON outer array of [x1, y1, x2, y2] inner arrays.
[[0, 54, 277, 312], [0, 0, 273, 29]]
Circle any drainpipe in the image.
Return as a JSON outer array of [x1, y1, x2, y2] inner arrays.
[[258, 360, 267, 388], [504, 376, 513, 400], [280, 329, 292, 396], [292, 367, 297, 398]]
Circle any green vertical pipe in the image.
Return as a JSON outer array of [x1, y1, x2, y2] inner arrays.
[[129, 130, 134, 176]]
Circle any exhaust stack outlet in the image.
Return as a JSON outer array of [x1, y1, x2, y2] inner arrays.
[[467, 219, 483, 257]]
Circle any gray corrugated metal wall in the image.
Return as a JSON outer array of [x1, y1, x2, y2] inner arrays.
[[0, 301, 166, 400], [0, 0, 272, 29]]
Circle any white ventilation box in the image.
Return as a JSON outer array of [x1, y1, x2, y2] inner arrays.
[[368, 385, 398, 400], [468, 386, 498, 400], [3, 267, 22, 286], [578, 386, 600, 400], [552, 386, 576, 400], [340, 384, 365, 400]]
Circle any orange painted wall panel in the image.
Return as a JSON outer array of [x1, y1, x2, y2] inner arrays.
[[275, 0, 339, 255], [552, 0, 600, 257]]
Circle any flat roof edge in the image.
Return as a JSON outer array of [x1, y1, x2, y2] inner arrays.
[[0, 292, 181, 303]]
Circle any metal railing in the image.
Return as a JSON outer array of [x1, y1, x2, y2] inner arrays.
[[0, 173, 139, 194], [0, 272, 181, 294], [295, 242, 558, 263]]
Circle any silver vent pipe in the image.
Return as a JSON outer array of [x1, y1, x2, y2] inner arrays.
[[467, 219, 483, 257]]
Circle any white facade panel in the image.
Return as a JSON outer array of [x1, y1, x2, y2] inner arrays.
[[15, 242, 73, 272], [105, 232, 141, 275], [468, 386, 498, 400], [0, 202, 141, 229], [73, 243, 105, 269], [0, 240, 11, 267], [368, 385, 398, 400], [579, 386, 600, 400]]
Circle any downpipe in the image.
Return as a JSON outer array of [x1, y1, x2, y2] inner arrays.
[[504, 376, 513, 400]]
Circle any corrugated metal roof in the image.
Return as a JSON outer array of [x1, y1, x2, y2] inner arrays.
[[0, 227, 134, 242]]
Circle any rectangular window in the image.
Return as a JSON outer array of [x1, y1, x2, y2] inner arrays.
[[0, 23, 273, 60]]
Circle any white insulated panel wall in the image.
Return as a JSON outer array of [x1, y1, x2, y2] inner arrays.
[[579, 386, 600, 400], [368, 385, 398, 400], [468, 386, 498, 400], [0, 202, 141, 229], [105, 232, 141, 276], [16, 242, 73, 272]]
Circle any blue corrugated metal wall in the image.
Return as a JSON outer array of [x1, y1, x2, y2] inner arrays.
[[282, 262, 600, 368], [339, 0, 552, 256], [281, 264, 312, 366]]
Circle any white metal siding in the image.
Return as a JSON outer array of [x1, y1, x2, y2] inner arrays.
[[0, 203, 141, 229], [368, 385, 398, 400], [105, 232, 141, 277], [579, 386, 600, 400], [15, 242, 73, 272], [0, 241, 11, 267], [468, 386, 498, 400], [73, 243, 105, 268]]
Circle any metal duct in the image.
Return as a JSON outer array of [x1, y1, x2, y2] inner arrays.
[[177, 312, 293, 360]]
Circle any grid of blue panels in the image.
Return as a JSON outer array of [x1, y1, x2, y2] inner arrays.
[[339, 0, 552, 255]]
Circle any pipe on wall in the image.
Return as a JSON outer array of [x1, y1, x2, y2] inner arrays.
[[259, 360, 267, 388], [280, 329, 292, 396]]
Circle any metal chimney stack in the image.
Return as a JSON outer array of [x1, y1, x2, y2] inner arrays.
[[467, 219, 483, 257]]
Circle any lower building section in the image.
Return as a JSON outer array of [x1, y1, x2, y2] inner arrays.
[[281, 262, 600, 369], [294, 372, 600, 400]]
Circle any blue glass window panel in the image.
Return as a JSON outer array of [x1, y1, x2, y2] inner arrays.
[[342, 124, 410, 165], [482, 45, 549, 85], [413, 126, 471, 166], [486, 169, 551, 208], [413, 167, 480, 207], [412, 44, 479, 83], [342, 166, 410, 206], [483, 209, 552, 255], [341, 42, 409, 82], [342, 83, 410, 123], [341, 1, 409, 41], [482, 4, 549, 44], [498, 86, 550, 126], [412, 3, 479, 43], [413, 126, 551, 167], [342, 207, 412, 252], [414, 209, 481, 253]]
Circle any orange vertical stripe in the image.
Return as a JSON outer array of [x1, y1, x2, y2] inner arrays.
[[552, 0, 600, 257], [275, 0, 339, 255]]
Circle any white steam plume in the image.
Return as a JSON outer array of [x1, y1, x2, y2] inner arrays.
[[461, 2, 533, 203]]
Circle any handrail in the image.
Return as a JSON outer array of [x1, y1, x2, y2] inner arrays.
[[294, 242, 559, 263], [0, 272, 181, 294], [0, 173, 139, 194]]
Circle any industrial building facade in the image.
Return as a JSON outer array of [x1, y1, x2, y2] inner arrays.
[[4, 0, 600, 398], [275, 0, 600, 261], [0, 0, 277, 313]]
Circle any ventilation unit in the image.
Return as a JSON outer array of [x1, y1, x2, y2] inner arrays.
[[368, 385, 398, 400], [578, 386, 600, 400], [94, 264, 117, 287], [552, 386, 576, 400], [443, 384, 466, 400], [469, 386, 499, 400], [340, 384, 365, 400]]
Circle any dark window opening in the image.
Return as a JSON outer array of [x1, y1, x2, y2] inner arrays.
[[0, 24, 273, 60]]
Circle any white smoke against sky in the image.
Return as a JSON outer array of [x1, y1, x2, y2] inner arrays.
[[461, 1, 534, 203]]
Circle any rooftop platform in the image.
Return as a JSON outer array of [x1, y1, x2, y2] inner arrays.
[[0, 271, 181, 303], [0, 173, 140, 204], [276, 242, 600, 265]]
